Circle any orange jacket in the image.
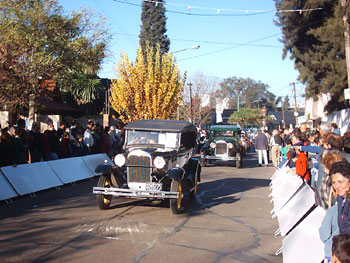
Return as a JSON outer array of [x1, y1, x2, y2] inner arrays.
[[296, 152, 310, 180]]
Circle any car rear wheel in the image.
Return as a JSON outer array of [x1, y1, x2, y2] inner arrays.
[[97, 175, 112, 210], [170, 180, 183, 214], [189, 172, 198, 199]]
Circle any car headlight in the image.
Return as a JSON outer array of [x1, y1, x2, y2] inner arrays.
[[227, 143, 233, 149], [114, 154, 126, 167], [210, 142, 216, 148], [154, 156, 166, 169]]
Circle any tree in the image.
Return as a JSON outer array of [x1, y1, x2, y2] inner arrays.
[[180, 72, 218, 126], [110, 43, 185, 123], [228, 108, 265, 127], [139, 0, 170, 54], [274, 0, 348, 113], [216, 77, 277, 110], [0, 0, 110, 111]]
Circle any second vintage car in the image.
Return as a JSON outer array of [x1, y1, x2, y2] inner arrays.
[[200, 125, 243, 168], [93, 119, 201, 214]]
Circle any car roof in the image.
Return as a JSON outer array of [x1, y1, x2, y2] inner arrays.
[[210, 125, 241, 131], [124, 119, 197, 133]]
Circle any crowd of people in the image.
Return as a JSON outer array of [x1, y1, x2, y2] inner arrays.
[[256, 122, 350, 263], [0, 119, 123, 167]]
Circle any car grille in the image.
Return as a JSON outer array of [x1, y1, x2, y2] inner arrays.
[[216, 142, 227, 155], [127, 155, 152, 183]]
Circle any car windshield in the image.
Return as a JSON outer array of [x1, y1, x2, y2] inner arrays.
[[212, 130, 238, 137], [126, 130, 180, 148]]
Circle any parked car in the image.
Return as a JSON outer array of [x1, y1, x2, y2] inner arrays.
[[93, 119, 201, 214], [200, 125, 243, 168]]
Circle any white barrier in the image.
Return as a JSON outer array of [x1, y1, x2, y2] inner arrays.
[[282, 206, 326, 263], [1, 162, 63, 196], [48, 157, 95, 184], [0, 171, 18, 201], [276, 184, 315, 236], [0, 154, 113, 199], [82, 153, 114, 175], [269, 167, 327, 262]]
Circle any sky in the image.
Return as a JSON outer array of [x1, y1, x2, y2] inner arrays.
[[58, 0, 305, 105]]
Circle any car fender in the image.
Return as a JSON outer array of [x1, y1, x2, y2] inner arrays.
[[95, 164, 112, 175], [167, 168, 185, 181]]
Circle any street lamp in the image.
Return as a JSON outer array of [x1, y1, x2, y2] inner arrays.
[[171, 44, 200, 54]]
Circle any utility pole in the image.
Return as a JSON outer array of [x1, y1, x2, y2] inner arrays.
[[292, 82, 298, 127], [282, 98, 286, 129], [342, 0, 350, 90], [188, 83, 193, 124]]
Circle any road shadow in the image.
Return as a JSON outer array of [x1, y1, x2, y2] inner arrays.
[[183, 177, 271, 214]]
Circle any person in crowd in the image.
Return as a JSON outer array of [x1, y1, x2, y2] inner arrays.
[[255, 130, 268, 167], [288, 134, 304, 168], [92, 124, 102, 154], [320, 122, 333, 136], [72, 134, 88, 156], [279, 136, 292, 168], [270, 129, 282, 168], [13, 127, 29, 164], [101, 126, 112, 158], [320, 196, 340, 263], [46, 124, 59, 160], [343, 138, 350, 154], [59, 131, 72, 159], [318, 150, 346, 209], [83, 120, 94, 154], [16, 118, 30, 147], [294, 142, 310, 183], [29, 122, 43, 163], [331, 234, 350, 263], [282, 128, 291, 145], [57, 122, 66, 140], [109, 126, 119, 155], [330, 161, 350, 235], [0, 127, 15, 166], [332, 123, 341, 135]]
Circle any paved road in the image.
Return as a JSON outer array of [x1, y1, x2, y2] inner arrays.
[[0, 150, 282, 263]]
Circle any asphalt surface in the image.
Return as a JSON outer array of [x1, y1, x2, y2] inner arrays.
[[0, 149, 282, 263]]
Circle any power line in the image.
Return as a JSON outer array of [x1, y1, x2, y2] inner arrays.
[[178, 33, 282, 61], [112, 0, 324, 16], [112, 32, 283, 48]]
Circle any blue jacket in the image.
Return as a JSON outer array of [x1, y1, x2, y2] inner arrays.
[[319, 205, 339, 258], [255, 133, 268, 150], [337, 196, 350, 234]]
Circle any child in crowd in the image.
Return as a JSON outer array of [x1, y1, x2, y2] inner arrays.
[[278, 136, 292, 168], [294, 145, 310, 182], [331, 234, 350, 263]]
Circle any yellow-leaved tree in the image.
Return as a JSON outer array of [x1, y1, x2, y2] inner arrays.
[[110, 43, 186, 123]]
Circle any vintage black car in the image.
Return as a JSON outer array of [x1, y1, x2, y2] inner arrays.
[[93, 119, 201, 214], [201, 125, 243, 168]]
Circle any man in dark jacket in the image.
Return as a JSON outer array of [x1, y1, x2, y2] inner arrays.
[[255, 130, 268, 167]]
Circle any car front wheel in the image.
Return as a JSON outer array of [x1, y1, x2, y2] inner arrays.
[[236, 153, 242, 169], [170, 180, 183, 214], [96, 175, 112, 210]]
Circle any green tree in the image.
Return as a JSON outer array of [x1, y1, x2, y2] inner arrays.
[[217, 77, 277, 110], [274, 0, 347, 113], [228, 108, 265, 127], [0, 0, 110, 110], [139, 0, 170, 54]]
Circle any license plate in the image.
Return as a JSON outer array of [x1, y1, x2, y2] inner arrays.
[[145, 183, 162, 191]]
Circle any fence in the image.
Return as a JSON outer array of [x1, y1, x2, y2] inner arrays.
[[269, 166, 326, 263], [0, 153, 113, 203]]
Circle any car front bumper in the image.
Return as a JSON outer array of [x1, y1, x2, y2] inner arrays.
[[201, 155, 241, 161], [93, 187, 179, 199]]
